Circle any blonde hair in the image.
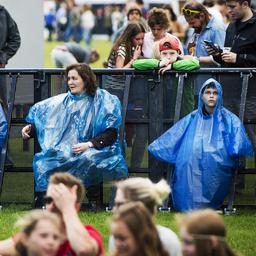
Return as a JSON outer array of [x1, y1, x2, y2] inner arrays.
[[15, 210, 63, 256], [116, 177, 170, 214]]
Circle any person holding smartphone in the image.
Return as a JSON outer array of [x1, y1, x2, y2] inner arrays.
[[182, 1, 226, 98]]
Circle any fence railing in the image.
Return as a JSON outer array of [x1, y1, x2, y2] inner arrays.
[[0, 68, 255, 207]]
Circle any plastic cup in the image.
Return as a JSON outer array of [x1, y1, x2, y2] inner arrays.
[[223, 47, 231, 53]]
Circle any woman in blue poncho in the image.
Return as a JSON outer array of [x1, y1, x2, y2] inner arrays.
[[22, 63, 128, 209], [148, 78, 253, 212]]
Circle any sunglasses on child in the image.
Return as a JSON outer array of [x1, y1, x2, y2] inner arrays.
[[182, 8, 201, 16]]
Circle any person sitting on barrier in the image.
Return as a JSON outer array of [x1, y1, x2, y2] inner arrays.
[[109, 177, 182, 256], [132, 36, 200, 72], [0, 172, 104, 256], [148, 78, 253, 212], [110, 201, 169, 256], [14, 210, 63, 256], [51, 42, 99, 68], [177, 209, 237, 256], [21, 63, 128, 210]]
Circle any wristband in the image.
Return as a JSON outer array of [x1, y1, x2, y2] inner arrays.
[[87, 141, 94, 148]]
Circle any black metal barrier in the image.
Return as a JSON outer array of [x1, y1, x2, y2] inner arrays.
[[0, 68, 255, 208]]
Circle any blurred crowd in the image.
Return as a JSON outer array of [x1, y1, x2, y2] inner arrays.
[[44, 0, 230, 47]]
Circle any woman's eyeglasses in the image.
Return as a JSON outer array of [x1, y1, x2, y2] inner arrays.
[[43, 196, 53, 205], [182, 8, 201, 16]]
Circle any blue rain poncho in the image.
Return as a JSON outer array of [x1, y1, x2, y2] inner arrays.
[[148, 79, 253, 212], [0, 104, 7, 149], [26, 89, 128, 192]]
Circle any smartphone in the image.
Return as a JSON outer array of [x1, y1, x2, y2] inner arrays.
[[204, 40, 222, 53]]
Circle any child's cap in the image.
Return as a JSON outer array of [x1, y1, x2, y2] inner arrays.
[[159, 37, 181, 54]]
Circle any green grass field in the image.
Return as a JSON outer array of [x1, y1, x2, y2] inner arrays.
[[0, 206, 255, 255]]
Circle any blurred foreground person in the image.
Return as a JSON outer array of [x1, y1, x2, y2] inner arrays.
[[110, 202, 169, 256], [149, 78, 253, 212], [14, 210, 63, 256], [22, 63, 127, 209], [109, 177, 182, 256], [0, 173, 104, 256], [177, 209, 237, 256]]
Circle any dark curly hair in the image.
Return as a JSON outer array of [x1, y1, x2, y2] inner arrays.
[[147, 7, 170, 30], [65, 63, 97, 96]]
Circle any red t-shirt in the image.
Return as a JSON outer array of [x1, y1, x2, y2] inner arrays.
[[57, 225, 104, 256]]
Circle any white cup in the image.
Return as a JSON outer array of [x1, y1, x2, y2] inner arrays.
[[223, 47, 231, 53]]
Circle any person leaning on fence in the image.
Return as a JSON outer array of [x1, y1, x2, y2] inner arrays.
[[177, 209, 237, 256], [0, 172, 104, 256], [104, 22, 145, 100], [21, 63, 128, 210], [110, 202, 169, 256], [14, 210, 63, 256], [148, 78, 253, 212], [109, 177, 182, 256], [51, 42, 99, 68], [132, 36, 199, 73]]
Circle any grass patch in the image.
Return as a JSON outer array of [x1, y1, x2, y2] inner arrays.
[[0, 206, 255, 255]]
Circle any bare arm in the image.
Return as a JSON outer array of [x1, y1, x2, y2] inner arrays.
[[116, 45, 141, 68], [0, 237, 16, 255], [50, 184, 99, 256]]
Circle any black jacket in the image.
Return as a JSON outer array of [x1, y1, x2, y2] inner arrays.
[[214, 12, 256, 67], [0, 5, 21, 65]]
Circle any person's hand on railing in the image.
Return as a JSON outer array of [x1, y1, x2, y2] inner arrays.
[[159, 64, 172, 74], [21, 124, 32, 140]]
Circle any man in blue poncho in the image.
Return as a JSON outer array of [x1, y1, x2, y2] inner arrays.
[[148, 78, 253, 212], [22, 63, 128, 209]]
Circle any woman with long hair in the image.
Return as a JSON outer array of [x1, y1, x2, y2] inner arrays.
[[110, 201, 169, 256], [109, 177, 182, 256], [108, 22, 145, 69]]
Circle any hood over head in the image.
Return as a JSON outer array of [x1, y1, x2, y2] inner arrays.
[[198, 78, 222, 115]]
